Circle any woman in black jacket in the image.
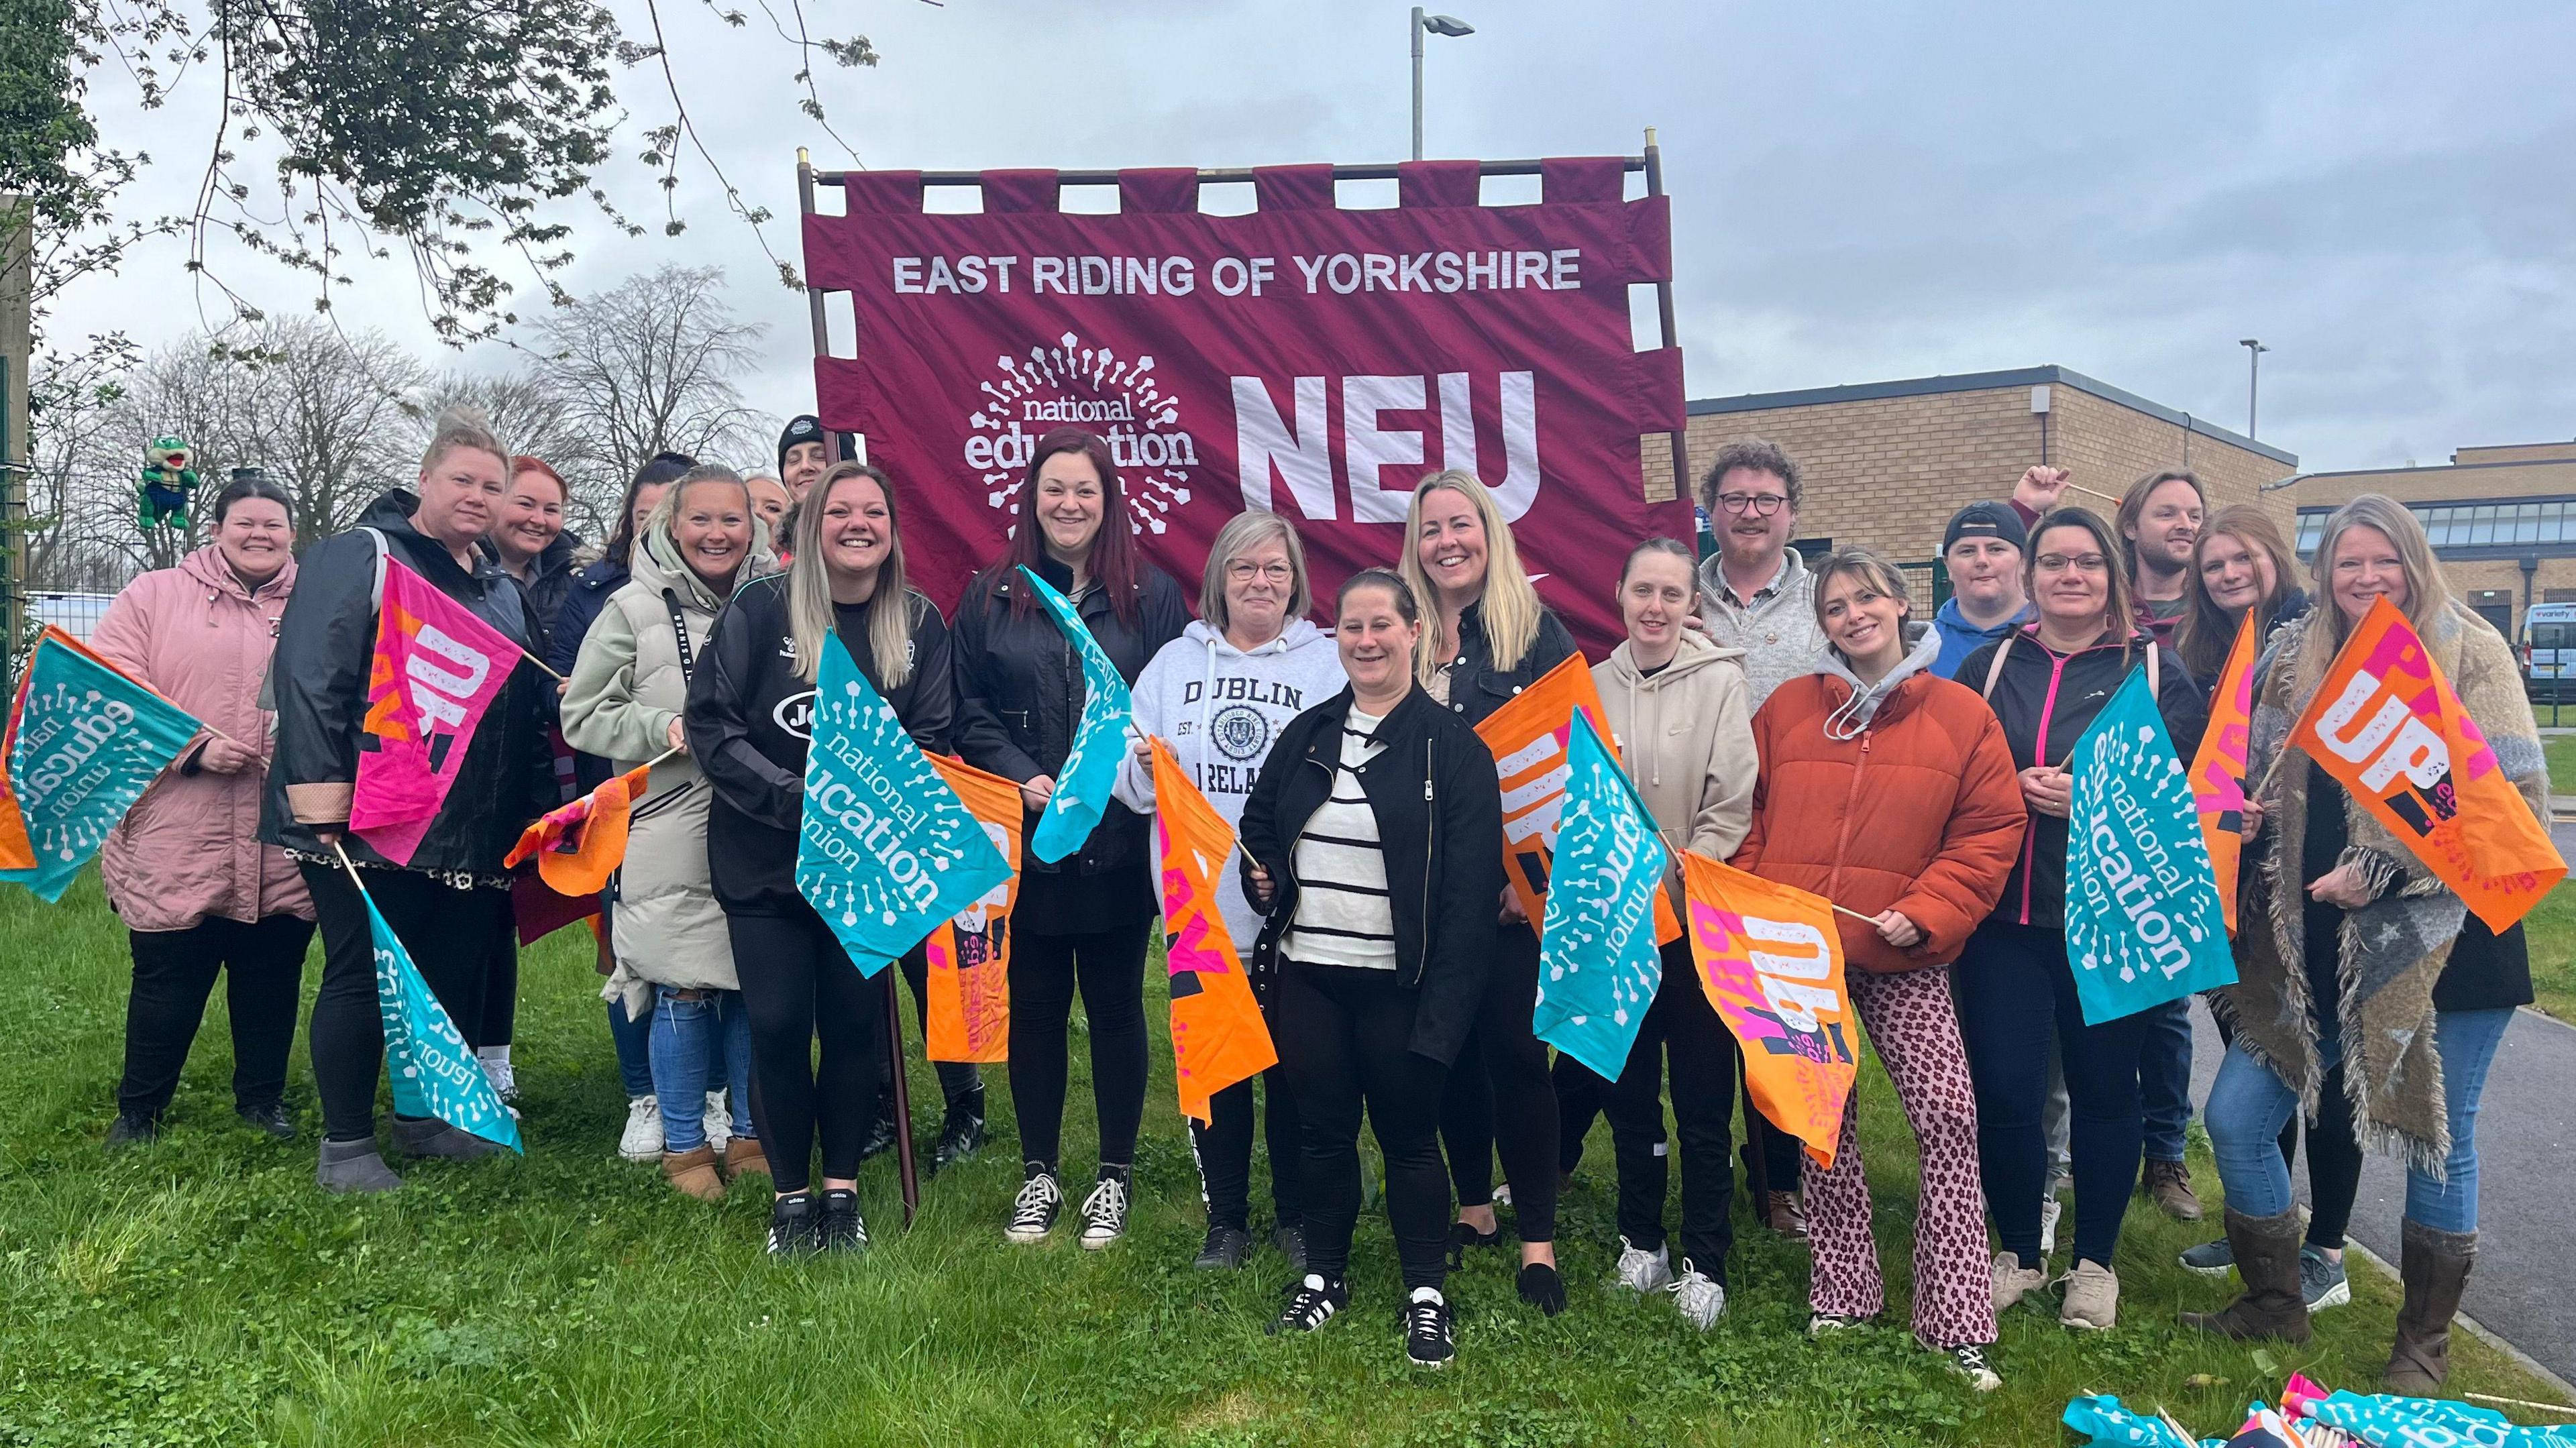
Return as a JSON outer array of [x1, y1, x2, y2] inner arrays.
[[262, 409, 557, 1194], [1240, 568, 1504, 1370], [953, 427, 1189, 1250], [684, 462, 953, 1257], [1395, 469, 1580, 1313], [1953, 506, 2206, 1333]]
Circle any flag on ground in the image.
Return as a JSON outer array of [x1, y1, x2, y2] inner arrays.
[[1, 626, 203, 901], [796, 632, 1011, 976], [1020, 565, 1134, 865], [1150, 738, 1277, 1124], [2066, 667, 2237, 1025], [1472, 654, 1682, 945], [503, 761, 652, 896], [2189, 610, 2259, 934], [1533, 712, 1670, 1079], [2291, 596, 2567, 932], [924, 755, 1020, 1064], [1680, 852, 1858, 1168], [362, 883, 521, 1151], [351, 559, 521, 865]]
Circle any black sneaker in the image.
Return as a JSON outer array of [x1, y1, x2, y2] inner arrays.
[[767, 1192, 821, 1257], [1268, 1273, 1349, 1335], [1517, 1262, 1566, 1317], [932, 1099, 987, 1174], [817, 1188, 868, 1254], [1273, 1223, 1307, 1274], [237, 1103, 297, 1141], [1078, 1172, 1131, 1250], [1193, 1224, 1252, 1270], [1403, 1287, 1456, 1368], [1005, 1164, 1061, 1244], [105, 1113, 160, 1150], [857, 1115, 900, 1165], [1446, 1219, 1501, 1270]]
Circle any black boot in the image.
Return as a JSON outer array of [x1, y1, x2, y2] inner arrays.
[[2181, 1206, 2310, 1343], [2385, 1219, 2475, 1395]]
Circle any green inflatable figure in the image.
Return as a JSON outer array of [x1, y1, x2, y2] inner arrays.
[[138, 435, 201, 533]]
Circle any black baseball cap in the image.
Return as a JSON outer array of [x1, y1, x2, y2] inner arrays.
[[1943, 500, 2028, 555]]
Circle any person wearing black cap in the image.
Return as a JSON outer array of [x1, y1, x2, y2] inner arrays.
[[779, 416, 829, 501], [1929, 501, 2034, 679]]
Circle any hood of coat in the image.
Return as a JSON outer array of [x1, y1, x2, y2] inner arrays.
[[631, 516, 775, 614], [1600, 628, 1741, 691], [1811, 620, 1942, 737], [1932, 594, 2033, 643], [1179, 615, 1328, 661], [178, 541, 295, 602]]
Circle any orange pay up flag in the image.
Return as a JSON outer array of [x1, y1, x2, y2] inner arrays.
[[2188, 611, 2259, 934], [1680, 852, 1859, 1169], [924, 756, 1020, 1065], [1150, 738, 1276, 1124], [502, 761, 652, 896], [1474, 656, 1681, 945], [2291, 596, 2566, 932]]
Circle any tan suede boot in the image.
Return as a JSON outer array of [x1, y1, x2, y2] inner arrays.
[[2384, 1219, 2476, 1395], [661, 1145, 725, 1202], [722, 1136, 771, 1184], [2180, 1207, 2311, 1342]]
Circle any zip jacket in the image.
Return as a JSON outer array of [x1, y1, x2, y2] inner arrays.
[[1434, 596, 1578, 728], [1236, 685, 1504, 1064], [1955, 625, 2206, 928]]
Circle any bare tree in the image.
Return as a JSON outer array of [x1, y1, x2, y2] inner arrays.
[[22, 336, 148, 592], [409, 370, 606, 539], [523, 265, 769, 500]]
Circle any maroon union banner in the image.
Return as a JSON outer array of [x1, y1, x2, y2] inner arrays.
[[802, 159, 1690, 652]]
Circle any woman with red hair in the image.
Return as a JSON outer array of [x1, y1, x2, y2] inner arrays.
[[954, 428, 1190, 1249]]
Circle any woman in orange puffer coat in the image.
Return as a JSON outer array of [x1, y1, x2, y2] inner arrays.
[[1733, 549, 2025, 1388]]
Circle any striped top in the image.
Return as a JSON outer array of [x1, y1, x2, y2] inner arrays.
[[1288, 707, 1396, 971]]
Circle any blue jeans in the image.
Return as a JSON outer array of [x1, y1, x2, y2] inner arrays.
[[608, 995, 655, 1101], [2205, 1006, 2512, 1233], [2140, 997, 2194, 1163], [649, 987, 755, 1154]]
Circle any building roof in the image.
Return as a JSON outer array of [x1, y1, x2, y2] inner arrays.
[[1686, 364, 2298, 468]]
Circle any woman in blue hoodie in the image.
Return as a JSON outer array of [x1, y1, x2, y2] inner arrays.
[[1116, 511, 1346, 1273]]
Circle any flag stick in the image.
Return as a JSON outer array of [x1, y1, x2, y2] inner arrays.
[[1829, 901, 1879, 926], [2066, 482, 2125, 506], [328, 837, 370, 895], [519, 649, 567, 684], [2465, 1392, 2576, 1417], [639, 743, 685, 771], [883, 970, 920, 1227]]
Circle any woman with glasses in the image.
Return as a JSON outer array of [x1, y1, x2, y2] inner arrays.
[[1953, 508, 2205, 1333]]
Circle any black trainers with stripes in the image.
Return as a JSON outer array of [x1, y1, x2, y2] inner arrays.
[[1268, 1274, 1349, 1335]]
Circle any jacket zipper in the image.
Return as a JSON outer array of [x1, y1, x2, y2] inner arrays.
[[2019, 647, 2074, 926], [1418, 734, 1436, 989], [1827, 730, 1871, 906]]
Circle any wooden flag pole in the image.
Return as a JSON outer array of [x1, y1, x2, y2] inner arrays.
[[520, 648, 566, 684], [2066, 482, 2126, 506], [329, 837, 370, 895], [884, 971, 921, 1227]]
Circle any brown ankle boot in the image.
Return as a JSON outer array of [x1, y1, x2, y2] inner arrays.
[[722, 1136, 770, 1184], [2385, 1219, 2475, 1394], [661, 1145, 725, 1202], [2181, 1206, 2310, 1342]]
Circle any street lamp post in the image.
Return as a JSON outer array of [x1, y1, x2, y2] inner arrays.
[[2240, 337, 2269, 439], [1411, 7, 1474, 161]]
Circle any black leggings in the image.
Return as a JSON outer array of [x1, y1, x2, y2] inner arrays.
[[1007, 920, 1151, 1173], [877, 944, 983, 1113], [1438, 924, 1560, 1242], [303, 862, 507, 1144], [2214, 1009, 2364, 1249], [1605, 941, 1741, 1279], [119, 914, 314, 1118], [1193, 1062, 1304, 1233], [727, 904, 888, 1194], [479, 906, 517, 1049], [1275, 961, 1451, 1290]]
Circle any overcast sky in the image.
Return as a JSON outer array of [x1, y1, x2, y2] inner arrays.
[[54, 0, 2575, 474]]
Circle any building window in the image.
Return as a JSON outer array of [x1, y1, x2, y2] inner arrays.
[[2296, 496, 2576, 555]]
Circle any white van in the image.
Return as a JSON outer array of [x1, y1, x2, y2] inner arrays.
[[2520, 602, 2576, 700]]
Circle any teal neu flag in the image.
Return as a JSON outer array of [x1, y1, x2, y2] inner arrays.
[[797, 632, 1011, 975], [1534, 711, 1671, 1079], [1018, 565, 1134, 865], [2065, 667, 2237, 1025], [367, 889, 522, 1151], [2, 631, 203, 902]]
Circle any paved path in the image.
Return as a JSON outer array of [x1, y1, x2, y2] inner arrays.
[[2188, 1001, 2576, 1384]]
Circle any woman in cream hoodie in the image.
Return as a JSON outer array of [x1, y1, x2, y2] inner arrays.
[[1587, 538, 1758, 1329]]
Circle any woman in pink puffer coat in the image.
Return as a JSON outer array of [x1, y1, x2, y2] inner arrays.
[[90, 476, 315, 1148]]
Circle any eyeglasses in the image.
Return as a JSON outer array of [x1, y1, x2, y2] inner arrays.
[[1714, 492, 1790, 516], [2035, 553, 2110, 574], [1226, 561, 1295, 583]]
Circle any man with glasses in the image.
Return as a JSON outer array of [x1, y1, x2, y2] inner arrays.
[[1695, 438, 1828, 709]]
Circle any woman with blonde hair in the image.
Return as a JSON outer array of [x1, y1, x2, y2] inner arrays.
[[685, 461, 955, 1256], [2186, 496, 2544, 1398], [1399, 469, 1580, 1313]]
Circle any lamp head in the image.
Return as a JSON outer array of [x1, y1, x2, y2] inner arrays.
[[1424, 13, 1474, 36]]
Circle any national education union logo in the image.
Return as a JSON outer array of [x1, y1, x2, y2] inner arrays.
[[958, 331, 1200, 536]]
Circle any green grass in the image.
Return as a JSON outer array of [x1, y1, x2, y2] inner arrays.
[[2546, 734, 2576, 797], [3, 870, 2569, 1446], [2527, 884, 2576, 1024]]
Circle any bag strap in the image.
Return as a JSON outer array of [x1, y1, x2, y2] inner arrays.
[[359, 526, 390, 611], [661, 589, 697, 685], [1980, 634, 2012, 700], [2145, 638, 2160, 698]]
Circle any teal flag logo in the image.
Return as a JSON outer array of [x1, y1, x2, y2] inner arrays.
[[1535, 712, 1670, 1078], [2065, 667, 2237, 1025], [2, 632, 204, 902], [368, 891, 522, 1151], [796, 632, 1011, 975], [1019, 565, 1134, 865]]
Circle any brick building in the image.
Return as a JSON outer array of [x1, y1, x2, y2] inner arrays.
[[1642, 366, 2300, 576], [2287, 442, 2576, 641]]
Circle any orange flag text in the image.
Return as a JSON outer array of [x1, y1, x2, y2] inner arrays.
[[1680, 852, 1859, 1168], [2189, 612, 2258, 934], [1151, 738, 1276, 1125], [925, 757, 1020, 1064], [1475, 655, 1682, 945]]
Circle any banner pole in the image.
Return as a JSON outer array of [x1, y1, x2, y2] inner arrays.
[[1642, 127, 1693, 508], [798, 146, 844, 469], [884, 970, 921, 1227], [329, 837, 369, 897]]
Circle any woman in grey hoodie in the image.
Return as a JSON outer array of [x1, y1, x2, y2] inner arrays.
[[1114, 512, 1347, 1272]]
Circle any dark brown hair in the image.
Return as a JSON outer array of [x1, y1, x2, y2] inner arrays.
[[1000, 428, 1144, 626]]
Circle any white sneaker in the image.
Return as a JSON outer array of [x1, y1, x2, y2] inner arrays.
[[1079, 1175, 1131, 1250], [1668, 1258, 1726, 1329], [702, 1091, 732, 1153], [2057, 1259, 2118, 1331], [1613, 1237, 1674, 1293], [618, 1095, 663, 1162], [2038, 1193, 2063, 1258], [1990, 1249, 2048, 1313], [478, 1049, 518, 1103]]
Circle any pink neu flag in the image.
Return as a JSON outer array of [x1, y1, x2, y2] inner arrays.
[[350, 559, 519, 864]]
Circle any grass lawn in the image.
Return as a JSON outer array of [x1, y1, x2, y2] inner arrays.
[[2547, 733, 2576, 797], [4, 871, 2570, 1446], [2527, 884, 2576, 1024]]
